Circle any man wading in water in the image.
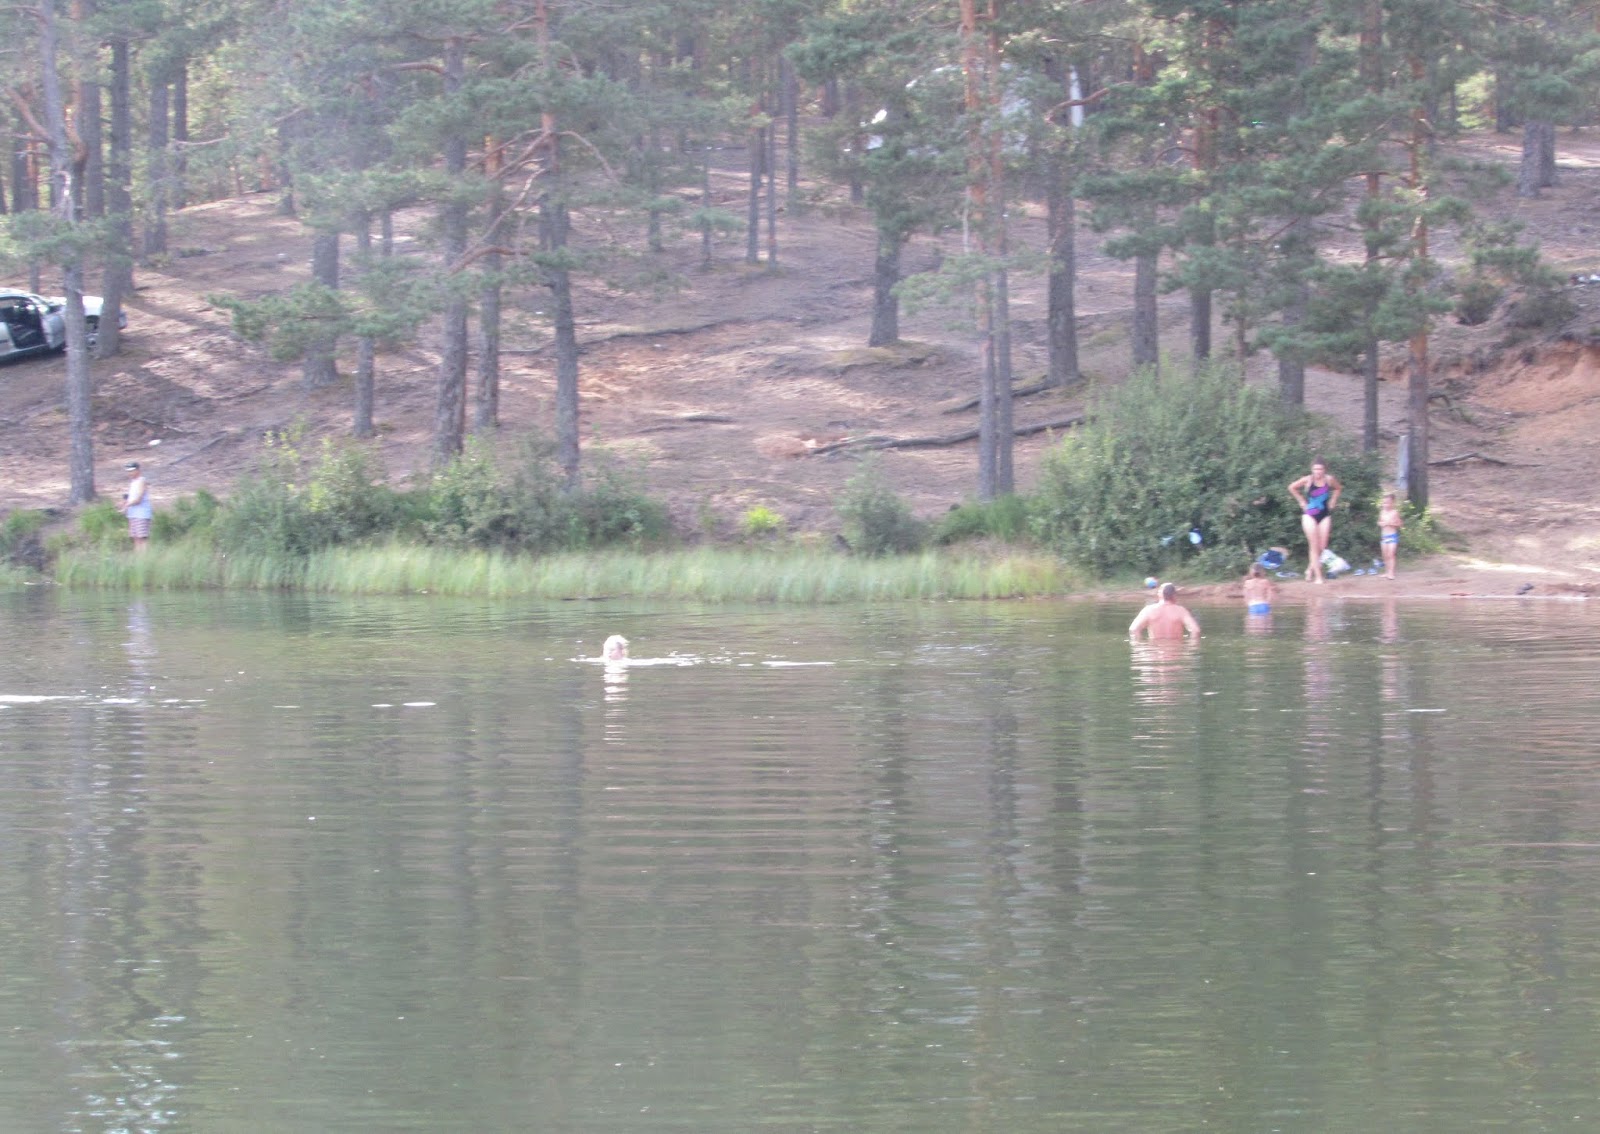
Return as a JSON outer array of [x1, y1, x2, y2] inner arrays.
[[1129, 583, 1201, 640]]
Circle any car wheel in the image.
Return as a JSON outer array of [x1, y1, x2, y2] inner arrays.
[[84, 316, 100, 349]]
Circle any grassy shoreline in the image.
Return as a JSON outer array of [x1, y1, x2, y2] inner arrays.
[[44, 543, 1082, 602]]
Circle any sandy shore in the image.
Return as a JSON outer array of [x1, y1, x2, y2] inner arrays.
[[1141, 553, 1598, 606]]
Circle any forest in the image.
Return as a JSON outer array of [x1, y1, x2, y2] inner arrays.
[[2, 0, 1595, 518]]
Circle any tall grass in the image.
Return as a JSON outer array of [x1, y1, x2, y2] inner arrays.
[[54, 542, 1078, 601]]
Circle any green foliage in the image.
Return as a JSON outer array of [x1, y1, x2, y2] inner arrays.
[[420, 433, 667, 553], [741, 506, 784, 538], [419, 440, 521, 550], [931, 496, 1032, 547], [1454, 277, 1503, 326], [214, 428, 397, 557], [0, 509, 50, 570], [837, 457, 926, 557], [74, 500, 131, 549], [151, 489, 222, 544], [1032, 363, 1380, 575], [208, 283, 351, 364], [1396, 500, 1453, 557], [1465, 219, 1574, 330], [55, 544, 1077, 602], [1507, 286, 1576, 330]]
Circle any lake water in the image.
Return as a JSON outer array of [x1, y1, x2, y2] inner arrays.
[[2, 588, 1597, 1132]]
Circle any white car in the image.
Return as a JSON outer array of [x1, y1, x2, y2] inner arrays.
[[0, 289, 126, 359]]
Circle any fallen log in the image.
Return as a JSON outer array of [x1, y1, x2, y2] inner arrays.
[[806, 413, 1086, 455], [940, 379, 1059, 414], [1430, 450, 1510, 467]]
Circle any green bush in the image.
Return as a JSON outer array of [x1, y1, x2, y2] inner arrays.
[[151, 489, 222, 544], [1454, 277, 1502, 326], [1031, 363, 1380, 576], [541, 448, 668, 550], [742, 505, 784, 538], [931, 495, 1032, 546], [0, 509, 50, 570], [74, 500, 130, 548], [418, 433, 668, 554], [837, 456, 926, 556], [214, 429, 395, 557], [419, 439, 522, 550], [1507, 286, 1575, 330], [1394, 500, 1452, 557]]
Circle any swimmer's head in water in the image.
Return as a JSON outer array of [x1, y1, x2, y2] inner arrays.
[[602, 634, 629, 662]]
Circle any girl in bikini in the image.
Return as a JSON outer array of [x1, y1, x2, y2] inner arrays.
[[1288, 460, 1341, 584], [1378, 491, 1403, 579]]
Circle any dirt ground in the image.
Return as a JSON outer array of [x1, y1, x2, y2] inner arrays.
[[4, 128, 1600, 601]]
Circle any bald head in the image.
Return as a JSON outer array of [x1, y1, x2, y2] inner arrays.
[[1160, 583, 1177, 602]]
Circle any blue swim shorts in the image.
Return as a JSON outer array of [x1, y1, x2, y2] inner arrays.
[[1248, 602, 1271, 615], [1381, 532, 1400, 545]]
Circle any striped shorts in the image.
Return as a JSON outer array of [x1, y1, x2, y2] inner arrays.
[[128, 516, 151, 539]]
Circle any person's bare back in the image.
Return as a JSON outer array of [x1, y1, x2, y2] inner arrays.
[[1129, 584, 1202, 640]]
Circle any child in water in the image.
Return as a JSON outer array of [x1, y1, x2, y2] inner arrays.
[[1242, 563, 1277, 616], [1378, 492, 1403, 579]]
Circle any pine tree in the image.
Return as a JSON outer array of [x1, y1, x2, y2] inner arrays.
[[791, 1, 962, 347]]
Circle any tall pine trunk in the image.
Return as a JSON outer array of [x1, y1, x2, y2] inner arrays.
[[475, 258, 501, 431], [1132, 249, 1159, 368], [303, 229, 339, 389], [1045, 178, 1079, 387], [765, 85, 778, 266], [1517, 120, 1546, 197], [475, 148, 505, 432], [73, 0, 102, 219], [699, 150, 713, 269], [1362, 341, 1380, 452], [544, 195, 580, 484], [353, 214, 376, 439], [143, 78, 168, 257], [745, 120, 763, 265], [1043, 56, 1079, 389], [96, 34, 131, 358], [1403, 58, 1432, 508], [1190, 288, 1211, 365], [783, 56, 800, 211], [432, 35, 469, 467], [868, 229, 901, 347], [963, 0, 1014, 498], [40, 0, 94, 502], [171, 62, 188, 210]]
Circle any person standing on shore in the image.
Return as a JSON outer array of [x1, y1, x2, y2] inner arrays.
[[1288, 459, 1341, 584], [1378, 491, 1403, 579], [1129, 583, 1201, 640], [119, 462, 153, 552]]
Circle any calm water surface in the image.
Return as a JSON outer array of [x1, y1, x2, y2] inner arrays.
[[1, 589, 1598, 1132]]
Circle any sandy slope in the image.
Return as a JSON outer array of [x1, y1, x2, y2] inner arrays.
[[3, 129, 1599, 599]]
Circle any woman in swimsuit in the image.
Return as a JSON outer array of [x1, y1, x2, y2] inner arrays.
[[1288, 459, 1341, 584]]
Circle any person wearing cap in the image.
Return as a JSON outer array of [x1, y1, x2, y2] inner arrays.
[[119, 462, 153, 551]]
